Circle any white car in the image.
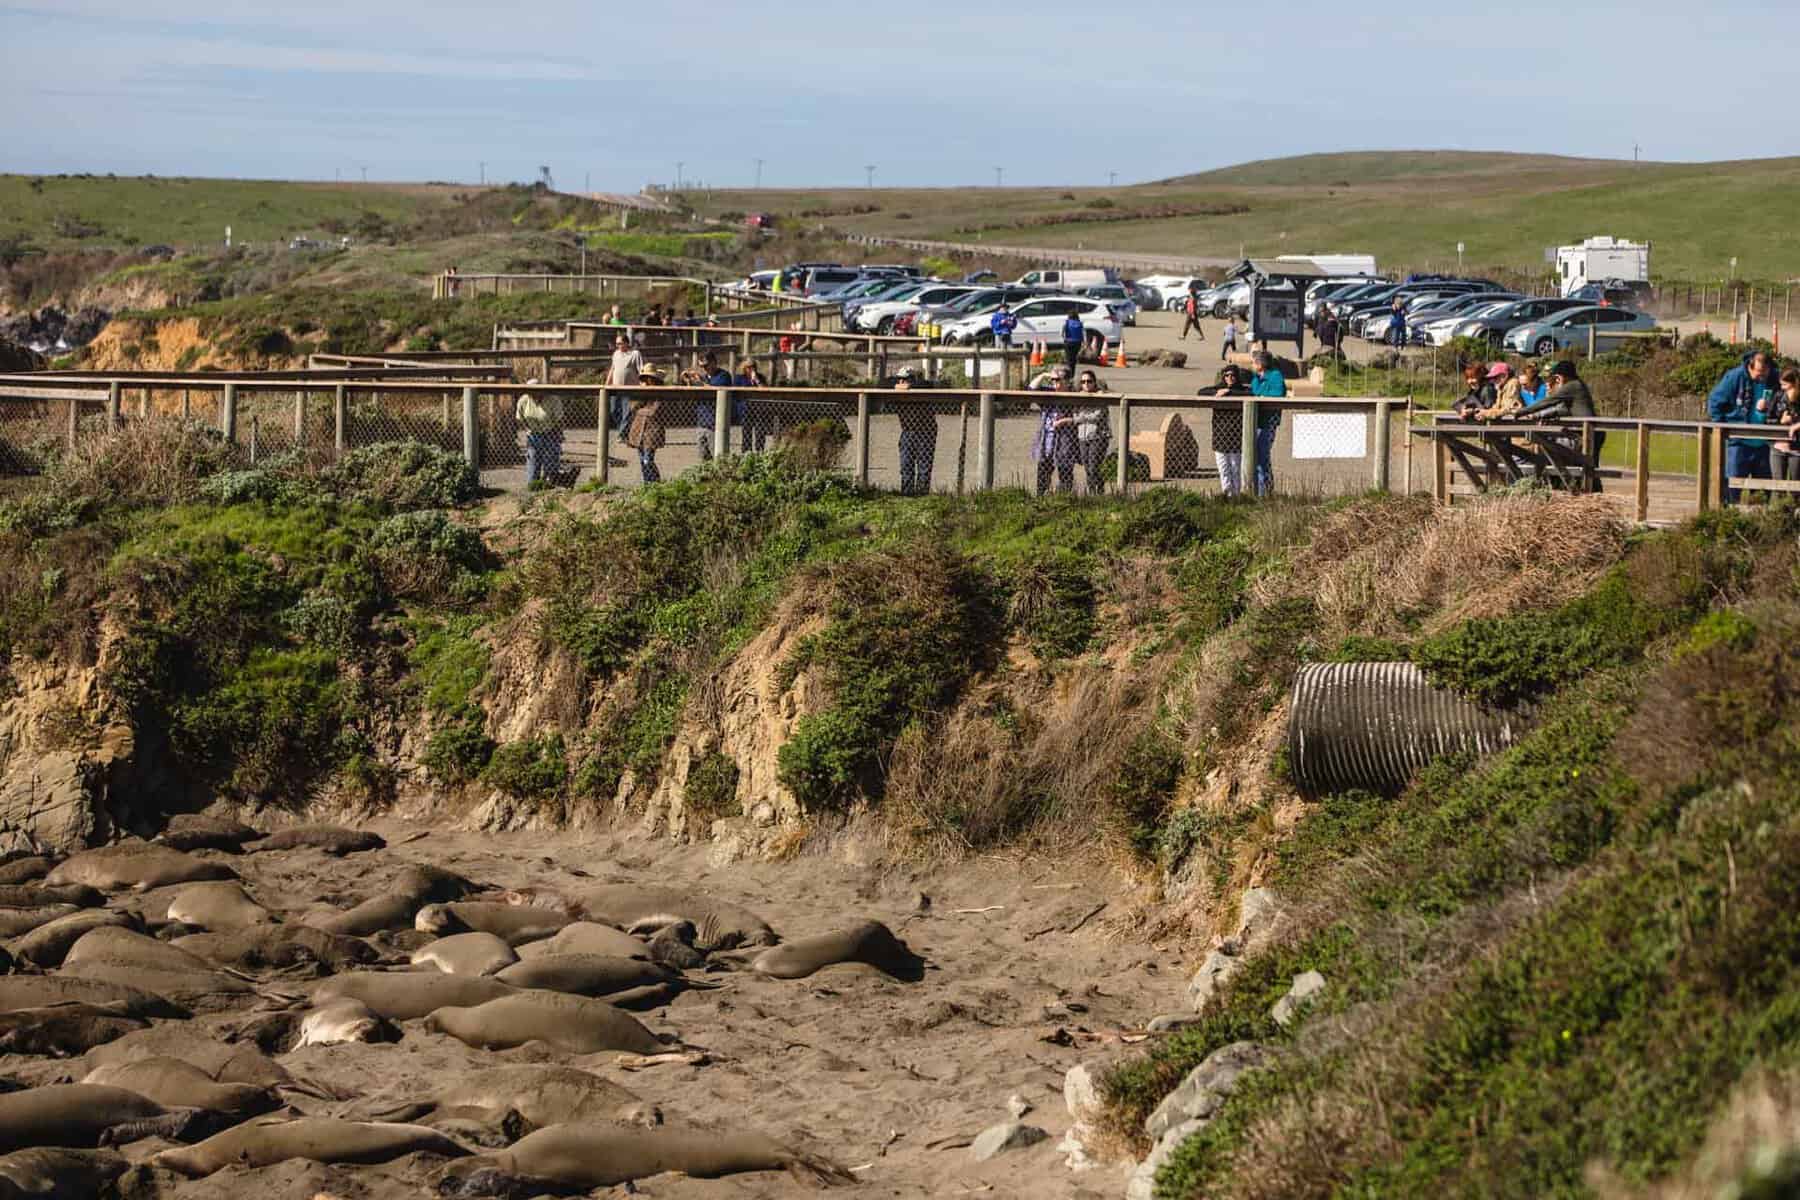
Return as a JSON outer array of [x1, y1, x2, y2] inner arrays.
[[940, 296, 1122, 347], [851, 285, 978, 334], [1138, 274, 1204, 309]]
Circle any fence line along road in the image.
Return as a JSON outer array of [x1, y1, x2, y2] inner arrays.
[[840, 233, 1237, 275]]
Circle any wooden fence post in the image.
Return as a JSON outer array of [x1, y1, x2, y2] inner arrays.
[[1696, 427, 1712, 512], [855, 392, 870, 485], [333, 384, 347, 456], [1240, 397, 1258, 497], [461, 387, 479, 466], [1373, 399, 1391, 492], [106, 381, 121, 431], [978, 392, 995, 491], [221, 384, 237, 442], [1634, 422, 1650, 523], [596, 388, 611, 486], [1117, 396, 1132, 493]]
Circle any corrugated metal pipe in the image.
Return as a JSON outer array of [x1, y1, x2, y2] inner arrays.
[[1287, 662, 1527, 795]]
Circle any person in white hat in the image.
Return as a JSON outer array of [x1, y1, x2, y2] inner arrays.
[[514, 377, 564, 487]]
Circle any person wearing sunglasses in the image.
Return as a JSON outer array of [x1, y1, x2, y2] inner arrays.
[[1072, 371, 1113, 494]]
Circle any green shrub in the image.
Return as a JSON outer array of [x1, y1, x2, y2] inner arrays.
[[282, 591, 356, 651], [1006, 549, 1096, 658], [198, 467, 311, 506], [1109, 727, 1185, 859], [320, 440, 477, 510], [422, 715, 494, 785], [482, 734, 566, 798], [367, 509, 490, 604], [684, 751, 741, 820]]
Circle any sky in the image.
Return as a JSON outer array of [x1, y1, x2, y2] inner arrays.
[[3, 1, 1797, 190]]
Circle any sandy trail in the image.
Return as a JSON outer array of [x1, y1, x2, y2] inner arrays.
[[4, 816, 1176, 1198]]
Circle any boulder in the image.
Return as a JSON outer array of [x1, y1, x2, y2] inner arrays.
[[1144, 1041, 1267, 1143], [1147, 1013, 1205, 1034], [1186, 948, 1242, 1014], [1270, 970, 1326, 1028], [1235, 887, 1283, 943], [1063, 1063, 1102, 1121], [969, 1121, 1048, 1162], [0, 750, 119, 856], [1137, 348, 1189, 368], [1127, 1118, 1209, 1200]]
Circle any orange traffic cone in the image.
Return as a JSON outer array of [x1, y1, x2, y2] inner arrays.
[[1114, 345, 1128, 369], [1030, 341, 1044, 367]]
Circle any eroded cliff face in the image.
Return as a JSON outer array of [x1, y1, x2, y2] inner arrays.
[[0, 657, 137, 854]]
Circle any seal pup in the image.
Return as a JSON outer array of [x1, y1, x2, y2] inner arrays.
[[313, 971, 514, 1022], [412, 932, 519, 976], [493, 954, 679, 998], [750, 920, 925, 981], [434, 1124, 854, 1194], [173, 924, 377, 973], [166, 880, 275, 929], [0, 883, 103, 908], [352, 1065, 660, 1139], [45, 842, 234, 891], [415, 902, 568, 946], [0, 975, 187, 1020], [0, 1004, 147, 1057], [0, 858, 52, 885], [246, 826, 385, 855], [82, 1057, 277, 1120], [151, 1116, 469, 1177], [571, 885, 777, 951], [0, 905, 79, 939], [422, 991, 663, 1056]]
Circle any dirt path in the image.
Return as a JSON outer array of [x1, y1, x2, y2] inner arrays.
[[8, 815, 1181, 1198]]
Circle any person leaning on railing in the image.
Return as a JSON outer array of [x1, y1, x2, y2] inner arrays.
[[620, 366, 666, 483], [1249, 352, 1285, 498], [1515, 359, 1603, 491], [1073, 370, 1112, 495], [1198, 364, 1250, 498], [1474, 361, 1522, 421], [1707, 349, 1779, 501], [1772, 369, 1800, 482], [514, 376, 564, 488]]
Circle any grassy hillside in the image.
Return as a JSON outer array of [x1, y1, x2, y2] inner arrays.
[[689, 152, 1800, 282]]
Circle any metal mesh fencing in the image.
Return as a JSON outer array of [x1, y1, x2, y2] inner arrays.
[[0, 395, 71, 476], [993, 394, 1115, 497], [345, 387, 463, 456], [1119, 399, 1391, 499], [865, 393, 979, 496]]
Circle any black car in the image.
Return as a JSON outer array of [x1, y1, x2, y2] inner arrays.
[[1568, 279, 1654, 308]]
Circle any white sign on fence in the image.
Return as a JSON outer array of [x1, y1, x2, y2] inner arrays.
[[1290, 412, 1368, 460]]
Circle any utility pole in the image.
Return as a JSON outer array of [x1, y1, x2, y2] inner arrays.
[[1633, 142, 1641, 163], [359, 165, 368, 184], [584, 170, 590, 193], [754, 158, 764, 188], [479, 161, 485, 185], [994, 166, 1003, 188], [1108, 171, 1117, 187], [865, 164, 876, 189], [675, 161, 684, 189]]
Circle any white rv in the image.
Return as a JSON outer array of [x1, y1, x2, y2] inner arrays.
[[1556, 236, 1650, 298], [1275, 253, 1378, 277]]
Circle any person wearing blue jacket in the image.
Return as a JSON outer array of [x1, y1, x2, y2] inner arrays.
[[1249, 352, 1286, 498], [1062, 313, 1085, 373], [990, 304, 1019, 349], [1708, 349, 1779, 501], [1387, 297, 1408, 347], [695, 354, 734, 462]]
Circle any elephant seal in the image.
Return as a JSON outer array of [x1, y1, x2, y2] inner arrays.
[[493, 955, 677, 998], [646, 920, 708, 970], [423, 991, 663, 1056], [314, 864, 471, 936], [173, 924, 378, 972], [513, 921, 650, 962], [0, 1083, 196, 1151], [0, 1004, 146, 1057], [156, 813, 260, 852], [297, 998, 401, 1048], [166, 880, 275, 929], [0, 905, 79, 938], [247, 826, 385, 855], [60, 927, 254, 1011], [0, 1147, 128, 1196], [0, 883, 103, 909], [151, 1116, 469, 1177], [355, 1065, 659, 1136], [6, 908, 135, 967], [82, 1057, 277, 1120], [434, 1125, 854, 1194], [45, 843, 233, 891], [750, 920, 925, 981], [65, 925, 215, 970], [572, 885, 777, 951], [0, 858, 52, 886], [85, 1027, 295, 1091], [0, 975, 186, 1020], [416, 903, 568, 946], [314, 971, 514, 1022], [413, 932, 519, 976]]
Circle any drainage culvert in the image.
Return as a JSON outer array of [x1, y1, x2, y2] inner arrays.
[[1287, 662, 1526, 795]]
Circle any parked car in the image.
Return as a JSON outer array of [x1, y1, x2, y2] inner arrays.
[[963, 270, 999, 284], [842, 280, 934, 325], [1568, 279, 1655, 308], [1076, 283, 1138, 326], [913, 285, 1039, 332], [1009, 267, 1117, 290], [1503, 306, 1657, 355], [940, 295, 1122, 347], [852, 284, 980, 333], [1445, 297, 1589, 346]]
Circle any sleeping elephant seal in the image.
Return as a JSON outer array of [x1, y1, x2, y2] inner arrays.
[[0, 905, 78, 939], [0, 1004, 146, 1057], [313, 864, 471, 937], [750, 920, 925, 981], [84, 1027, 296, 1092], [0, 975, 186, 1020], [313, 971, 514, 1022], [297, 998, 401, 1048], [416, 903, 569, 947], [46, 843, 233, 891], [0, 883, 104, 909], [423, 991, 663, 1056], [59, 927, 254, 1012], [0, 1147, 128, 1196], [434, 1125, 854, 1194], [493, 954, 676, 998], [156, 814, 260, 853], [0, 1083, 196, 1151], [572, 885, 777, 952], [5, 908, 134, 968], [81, 1057, 277, 1120], [151, 1116, 469, 1177], [166, 880, 275, 929], [173, 924, 377, 973], [0, 858, 52, 886], [412, 932, 519, 977], [246, 826, 385, 855], [353, 1065, 659, 1136], [513, 921, 650, 962]]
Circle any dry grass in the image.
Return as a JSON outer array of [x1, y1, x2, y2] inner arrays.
[[51, 417, 239, 506], [1265, 491, 1627, 638], [1588, 1068, 1800, 1200]]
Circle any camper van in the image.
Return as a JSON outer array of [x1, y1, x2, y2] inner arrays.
[[1010, 267, 1118, 291], [1274, 253, 1378, 278], [1556, 237, 1650, 298]]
